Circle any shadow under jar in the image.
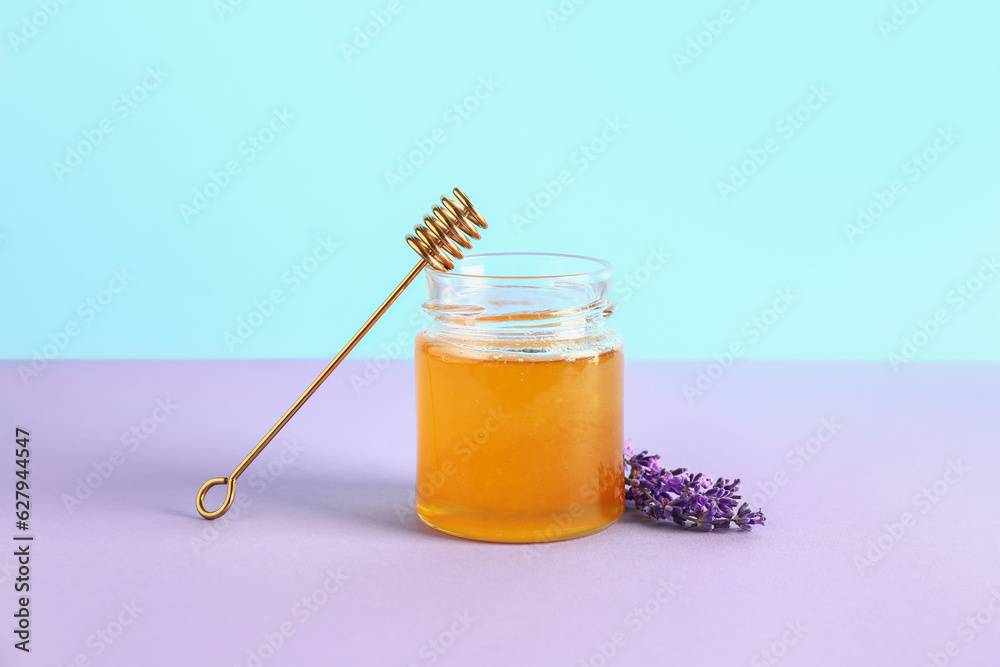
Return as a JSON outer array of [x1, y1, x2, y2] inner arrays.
[[414, 252, 625, 543]]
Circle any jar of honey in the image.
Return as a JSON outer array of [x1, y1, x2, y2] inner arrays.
[[414, 252, 625, 542]]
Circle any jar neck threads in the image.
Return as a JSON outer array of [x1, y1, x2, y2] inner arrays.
[[422, 253, 616, 350]]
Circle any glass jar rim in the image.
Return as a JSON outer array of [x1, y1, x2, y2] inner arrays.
[[427, 252, 612, 281]]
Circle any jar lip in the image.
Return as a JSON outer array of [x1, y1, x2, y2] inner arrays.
[[427, 252, 613, 281]]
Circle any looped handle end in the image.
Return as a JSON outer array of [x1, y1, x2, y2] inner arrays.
[[196, 476, 236, 520]]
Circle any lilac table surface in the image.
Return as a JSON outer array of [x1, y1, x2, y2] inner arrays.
[[4, 359, 999, 666]]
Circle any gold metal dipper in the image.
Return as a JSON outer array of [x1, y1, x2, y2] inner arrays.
[[195, 188, 488, 519]]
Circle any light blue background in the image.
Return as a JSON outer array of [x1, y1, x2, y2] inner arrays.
[[2, 0, 998, 361]]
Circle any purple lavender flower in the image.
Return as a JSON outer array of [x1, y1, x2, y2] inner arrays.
[[692, 508, 715, 531], [733, 502, 766, 531], [623, 443, 766, 531], [623, 439, 635, 458]]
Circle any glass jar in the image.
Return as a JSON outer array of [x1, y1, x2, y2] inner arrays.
[[414, 252, 625, 543]]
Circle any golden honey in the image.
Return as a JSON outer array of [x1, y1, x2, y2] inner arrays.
[[413, 253, 624, 543]]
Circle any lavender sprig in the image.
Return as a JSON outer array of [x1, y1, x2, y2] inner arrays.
[[623, 439, 766, 531]]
